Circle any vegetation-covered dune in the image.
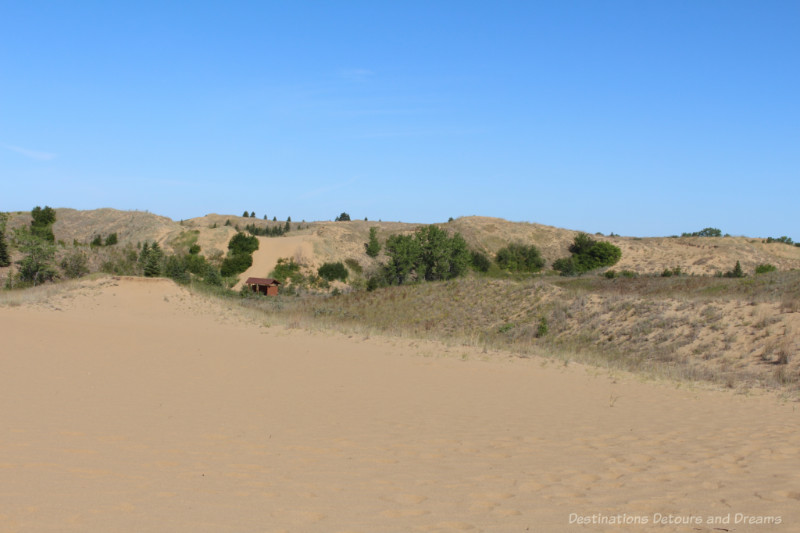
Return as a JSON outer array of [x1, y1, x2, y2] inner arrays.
[[2, 207, 799, 394]]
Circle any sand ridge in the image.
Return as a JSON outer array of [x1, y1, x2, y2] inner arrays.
[[1, 277, 799, 532]]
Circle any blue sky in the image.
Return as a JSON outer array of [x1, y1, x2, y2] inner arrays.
[[2, 1, 798, 237]]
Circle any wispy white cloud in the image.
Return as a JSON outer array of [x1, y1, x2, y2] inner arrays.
[[2, 143, 57, 161], [299, 177, 358, 199]]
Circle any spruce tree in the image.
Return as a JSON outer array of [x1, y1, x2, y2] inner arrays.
[[365, 227, 381, 257], [138, 242, 150, 265], [0, 229, 10, 267], [143, 242, 162, 277], [732, 260, 744, 278]]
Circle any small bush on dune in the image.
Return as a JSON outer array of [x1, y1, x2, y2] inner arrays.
[[220, 252, 252, 277], [755, 263, 777, 275], [60, 250, 89, 279], [470, 250, 492, 273], [553, 233, 621, 276], [165, 255, 190, 284], [227, 232, 259, 255], [318, 261, 348, 282], [495, 243, 545, 273], [270, 257, 304, 285], [345, 258, 363, 274], [202, 264, 223, 286]]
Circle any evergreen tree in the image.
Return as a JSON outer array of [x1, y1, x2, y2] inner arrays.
[[725, 260, 745, 278], [30, 205, 56, 242], [0, 225, 10, 267], [14, 227, 57, 285], [138, 242, 151, 265], [105, 233, 118, 246], [143, 243, 162, 277], [365, 227, 381, 257], [284, 217, 291, 233]]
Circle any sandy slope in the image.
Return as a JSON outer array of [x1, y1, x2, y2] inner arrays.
[[1, 278, 799, 532], [234, 235, 318, 290]]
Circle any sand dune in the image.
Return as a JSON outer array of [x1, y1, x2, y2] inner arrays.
[[234, 235, 318, 290], [1, 277, 799, 532]]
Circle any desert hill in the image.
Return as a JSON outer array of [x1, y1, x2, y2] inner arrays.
[[4, 209, 800, 283]]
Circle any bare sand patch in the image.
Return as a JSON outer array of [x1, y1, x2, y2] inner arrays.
[[234, 236, 318, 290], [1, 278, 799, 532]]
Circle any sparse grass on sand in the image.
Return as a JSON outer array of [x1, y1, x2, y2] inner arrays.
[[0, 272, 109, 307], [4, 266, 799, 397], [216, 270, 800, 396]]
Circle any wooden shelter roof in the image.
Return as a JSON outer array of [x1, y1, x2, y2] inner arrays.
[[245, 277, 281, 286]]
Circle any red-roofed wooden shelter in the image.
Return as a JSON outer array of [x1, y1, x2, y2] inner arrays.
[[245, 277, 281, 296]]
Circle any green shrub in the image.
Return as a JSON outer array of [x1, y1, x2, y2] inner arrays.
[[470, 250, 492, 273], [188, 243, 201, 255], [318, 261, 348, 282], [552, 257, 577, 276], [755, 263, 777, 275], [604, 269, 617, 279], [60, 250, 89, 279], [184, 253, 207, 275], [91, 234, 103, 247], [553, 233, 621, 276], [536, 317, 548, 338], [220, 252, 252, 277], [620, 270, 638, 278], [344, 258, 363, 274], [270, 257, 304, 284], [227, 232, 259, 255], [382, 225, 470, 285], [165, 255, 190, 284], [202, 264, 223, 286], [104, 233, 118, 246], [495, 243, 545, 273]]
